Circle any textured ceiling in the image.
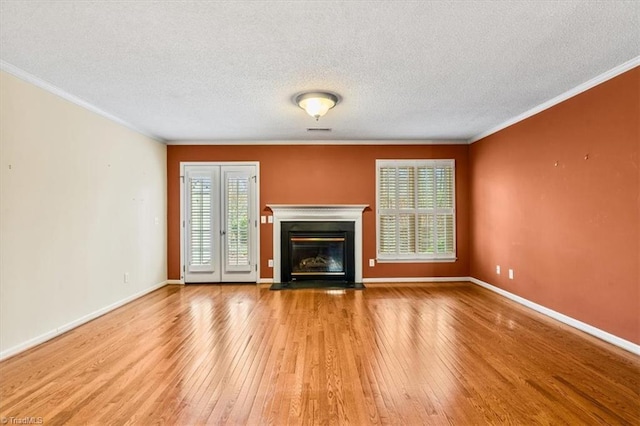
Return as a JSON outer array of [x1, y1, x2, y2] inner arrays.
[[0, 1, 638, 142]]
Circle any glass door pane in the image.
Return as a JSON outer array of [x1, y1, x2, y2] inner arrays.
[[224, 170, 252, 272], [184, 166, 220, 282]]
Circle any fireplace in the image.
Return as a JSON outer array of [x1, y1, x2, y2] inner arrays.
[[281, 221, 355, 283], [267, 204, 368, 284]]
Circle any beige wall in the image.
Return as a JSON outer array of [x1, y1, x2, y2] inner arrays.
[[0, 71, 168, 358]]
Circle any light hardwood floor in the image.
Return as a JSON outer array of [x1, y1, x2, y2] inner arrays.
[[1, 283, 638, 425]]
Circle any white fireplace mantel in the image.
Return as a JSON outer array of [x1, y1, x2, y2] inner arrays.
[[267, 204, 369, 283]]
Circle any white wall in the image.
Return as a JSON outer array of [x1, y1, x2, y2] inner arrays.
[[0, 71, 167, 358]]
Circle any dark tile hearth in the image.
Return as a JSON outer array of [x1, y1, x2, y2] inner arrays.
[[269, 281, 365, 290]]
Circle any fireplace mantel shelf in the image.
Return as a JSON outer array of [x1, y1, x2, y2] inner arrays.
[[267, 205, 369, 221], [267, 204, 368, 212]]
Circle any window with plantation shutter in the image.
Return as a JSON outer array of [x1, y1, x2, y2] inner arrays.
[[376, 159, 456, 261]]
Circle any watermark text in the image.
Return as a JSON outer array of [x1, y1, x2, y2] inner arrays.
[[1, 417, 44, 425]]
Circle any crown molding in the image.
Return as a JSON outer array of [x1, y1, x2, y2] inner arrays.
[[4, 55, 637, 147], [468, 56, 640, 144], [0, 61, 164, 143], [166, 139, 467, 146]]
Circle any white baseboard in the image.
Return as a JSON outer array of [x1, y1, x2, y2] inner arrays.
[[0, 280, 169, 361], [469, 277, 640, 356], [4, 277, 635, 359], [363, 276, 470, 283]]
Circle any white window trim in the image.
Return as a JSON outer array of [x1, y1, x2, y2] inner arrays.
[[375, 159, 456, 262], [375, 258, 457, 263]]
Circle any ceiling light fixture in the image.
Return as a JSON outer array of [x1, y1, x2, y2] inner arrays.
[[295, 91, 339, 121]]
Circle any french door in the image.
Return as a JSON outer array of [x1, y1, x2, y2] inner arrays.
[[182, 163, 258, 283]]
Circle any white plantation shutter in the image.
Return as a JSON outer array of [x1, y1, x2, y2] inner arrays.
[[224, 171, 252, 271], [417, 214, 434, 254], [377, 160, 455, 261], [435, 165, 454, 254], [398, 213, 415, 254], [397, 167, 415, 209], [187, 172, 215, 272], [379, 214, 397, 254], [379, 167, 396, 209], [417, 166, 434, 209]]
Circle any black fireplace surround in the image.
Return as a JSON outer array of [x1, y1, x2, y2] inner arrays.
[[281, 221, 355, 283]]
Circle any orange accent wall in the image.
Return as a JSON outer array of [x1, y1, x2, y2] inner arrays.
[[470, 68, 640, 344], [167, 145, 470, 280]]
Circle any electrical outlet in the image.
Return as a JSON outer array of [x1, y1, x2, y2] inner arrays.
[[124, 272, 129, 283], [261, 215, 266, 224], [508, 269, 514, 280], [268, 259, 274, 268], [267, 216, 273, 223], [369, 259, 375, 267], [496, 265, 501, 275]]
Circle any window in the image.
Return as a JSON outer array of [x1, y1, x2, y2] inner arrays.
[[376, 159, 456, 261]]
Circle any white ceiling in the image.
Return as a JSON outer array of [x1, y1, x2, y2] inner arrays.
[[0, 1, 638, 143]]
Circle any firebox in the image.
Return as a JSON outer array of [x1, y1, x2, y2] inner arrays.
[[281, 221, 355, 283]]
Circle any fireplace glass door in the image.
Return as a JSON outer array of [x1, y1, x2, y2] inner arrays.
[[281, 221, 355, 283], [290, 236, 346, 277]]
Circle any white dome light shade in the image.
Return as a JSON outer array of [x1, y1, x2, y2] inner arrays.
[[295, 92, 339, 120]]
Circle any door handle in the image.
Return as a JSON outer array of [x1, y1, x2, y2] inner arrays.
[[221, 230, 226, 236]]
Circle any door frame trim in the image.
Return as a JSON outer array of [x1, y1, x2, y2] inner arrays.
[[180, 161, 261, 284]]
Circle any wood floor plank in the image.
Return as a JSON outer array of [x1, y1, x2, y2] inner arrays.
[[1, 283, 638, 425]]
